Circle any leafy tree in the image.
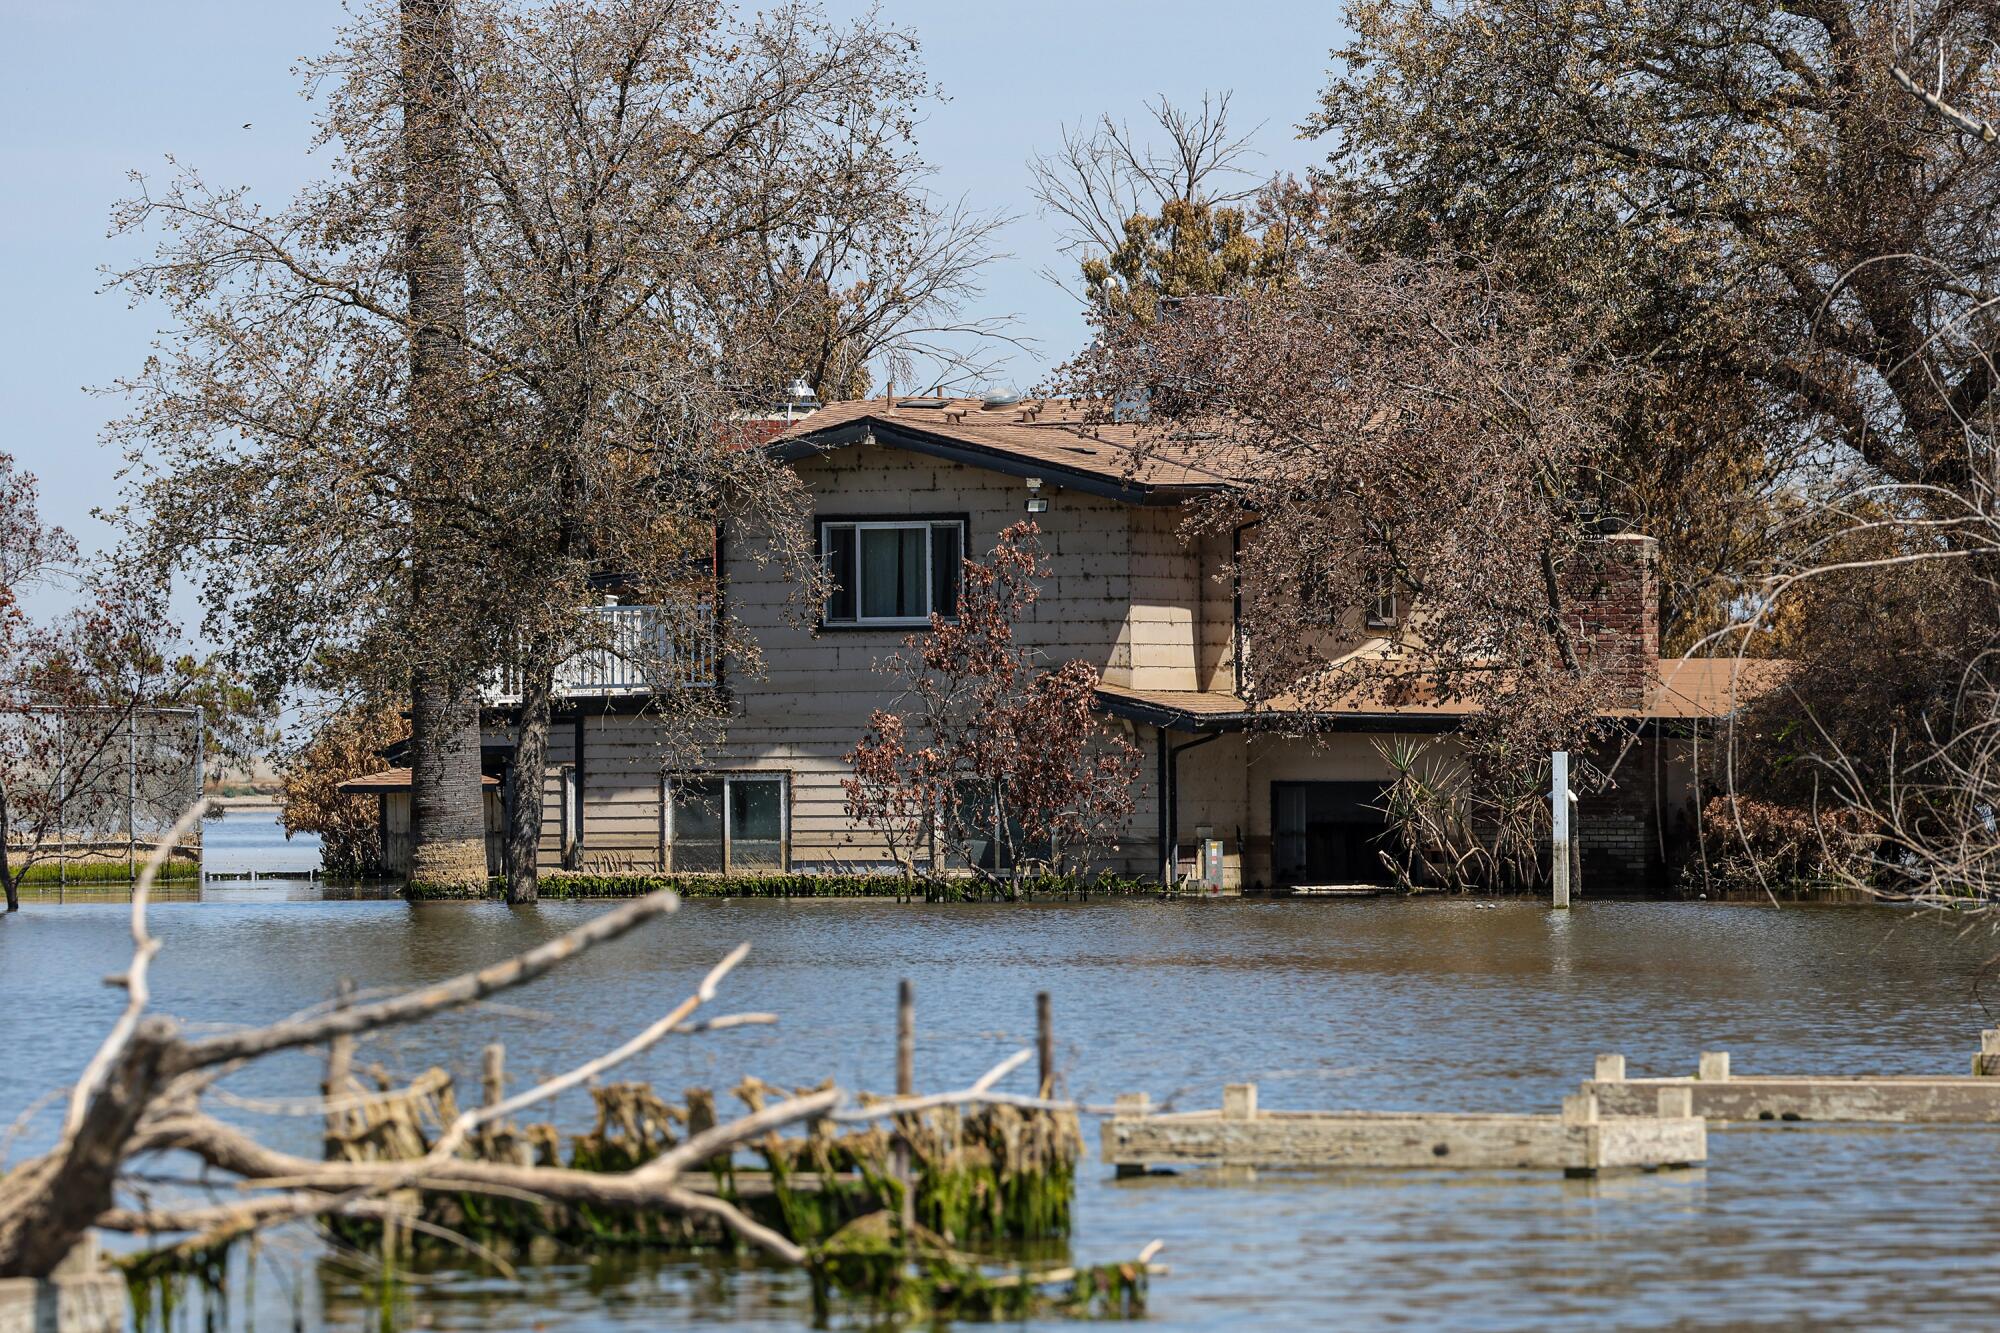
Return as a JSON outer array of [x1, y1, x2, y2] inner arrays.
[[1311, 0, 2000, 650], [109, 0, 1007, 902], [0, 455, 265, 912], [278, 702, 408, 877]]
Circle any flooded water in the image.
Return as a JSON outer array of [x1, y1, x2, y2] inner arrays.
[[201, 805, 324, 878], [5, 873, 2000, 1329]]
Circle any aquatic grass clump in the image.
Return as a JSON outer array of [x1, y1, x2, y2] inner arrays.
[[811, 1212, 1148, 1324], [319, 1067, 1107, 1321], [900, 1102, 1081, 1243], [121, 1236, 234, 1333]]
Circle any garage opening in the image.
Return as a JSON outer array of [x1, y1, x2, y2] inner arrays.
[[1271, 781, 1394, 888]]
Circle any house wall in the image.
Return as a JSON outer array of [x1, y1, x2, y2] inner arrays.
[[485, 440, 1695, 892], [515, 442, 1219, 876]]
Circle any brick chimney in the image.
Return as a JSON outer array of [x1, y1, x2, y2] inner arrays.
[[1570, 534, 1660, 711]]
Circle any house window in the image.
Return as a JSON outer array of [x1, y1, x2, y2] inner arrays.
[[666, 773, 788, 873], [1367, 576, 1399, 629], [820, 519, 965, 626]]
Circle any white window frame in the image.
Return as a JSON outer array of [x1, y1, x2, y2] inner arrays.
[[1367, 581, 1399, 629], [820, 519, 966, 627], [663, 772, 790, 874]]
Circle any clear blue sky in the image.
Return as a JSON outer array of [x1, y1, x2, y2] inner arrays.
[[0, 1, 1343, 581]]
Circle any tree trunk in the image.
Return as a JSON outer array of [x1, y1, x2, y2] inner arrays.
[[504, 658, 556, 905], [408, 674, 490, 891], [399, 0, 488, 892], [1, 787, 16, 913]]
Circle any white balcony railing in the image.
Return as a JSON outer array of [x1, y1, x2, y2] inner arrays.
[[488, 603, 718, 703]]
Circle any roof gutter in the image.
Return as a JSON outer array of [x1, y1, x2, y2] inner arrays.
[[772, 418, 1224, 507]]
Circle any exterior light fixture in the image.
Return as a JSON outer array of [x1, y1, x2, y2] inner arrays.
[[1025, 477, 1048, 514]]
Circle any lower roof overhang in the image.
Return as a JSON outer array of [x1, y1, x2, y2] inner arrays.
[[1091, 688, 1464, 735], [1092, 687, 1714, 737]]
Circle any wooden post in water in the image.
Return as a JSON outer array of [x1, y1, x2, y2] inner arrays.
[[1037, 991, 1054, 1097], [322, 978, 356, 1158], [1551, 750, 1571, 909], [895, 979, 915, 1240], [897, 980, 914, 1097], [481, 1043, 505, 1157]]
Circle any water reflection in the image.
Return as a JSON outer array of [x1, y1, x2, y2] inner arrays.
[[6, 895, 2000, 1329]]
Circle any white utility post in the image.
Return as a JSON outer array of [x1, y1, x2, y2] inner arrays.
[[1551, 750, 1571, 910]]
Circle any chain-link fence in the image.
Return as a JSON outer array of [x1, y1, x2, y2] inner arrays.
[[0, 705, 204, 885]]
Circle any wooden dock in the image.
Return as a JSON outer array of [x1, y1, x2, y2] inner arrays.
[[1102, 1084, 1706, 1176], [1583, 1044, 2000, 1124]]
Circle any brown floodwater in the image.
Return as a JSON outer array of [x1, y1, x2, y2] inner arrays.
[[7, 848, 2000, 1330]]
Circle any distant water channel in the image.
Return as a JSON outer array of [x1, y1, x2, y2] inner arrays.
[[6, 853, 2000, 1328]]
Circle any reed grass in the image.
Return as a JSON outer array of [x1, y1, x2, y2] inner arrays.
[[14, 856, 198, 885]]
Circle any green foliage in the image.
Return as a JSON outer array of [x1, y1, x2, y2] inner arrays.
[[1083, 196, 1302, 322], [279, 702, 406, 876]]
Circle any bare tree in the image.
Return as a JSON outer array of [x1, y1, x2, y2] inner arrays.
[[844, 524, 1142, 893], [110, 1, 1018, 904], [1685, 38, 2000, 903], [1028, 92, 1265, 294], [1062, 243, 1636, 773]]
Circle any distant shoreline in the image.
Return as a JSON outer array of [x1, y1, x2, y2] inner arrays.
[[209, 795, 282, 812]]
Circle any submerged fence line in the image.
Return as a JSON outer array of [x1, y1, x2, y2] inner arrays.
[[0, 703, 205, 888]]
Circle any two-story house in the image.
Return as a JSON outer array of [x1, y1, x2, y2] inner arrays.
[[382, 395, 1765, 892]]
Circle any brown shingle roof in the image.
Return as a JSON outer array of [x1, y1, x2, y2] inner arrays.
[[771, 397, 1242, 497], [337, 767, 498, 794]]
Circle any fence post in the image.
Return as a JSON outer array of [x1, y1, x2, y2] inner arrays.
[[1552, 750, 1570, 910], [192, 705, 205, 807], [127, 716, 138, 881], [56, 710, 66, 894]]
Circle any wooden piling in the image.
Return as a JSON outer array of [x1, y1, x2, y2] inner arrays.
[[895, 979, 914, 1239], [1595, 1053, 1626, 1082], [1223, 1083, 1259, 1121], [1697, 1051, 1731, 1082], [1551, 750, 1571, 910], [480, 1043, 505, 1157], [1037, 991, 1054, 1098], [322, 978, 356, 1159], [1975, 1029, 2000, 1076]]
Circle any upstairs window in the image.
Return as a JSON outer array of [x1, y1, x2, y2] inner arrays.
[[1367, 573, 1399, 628], [820, 519, 965, 626]]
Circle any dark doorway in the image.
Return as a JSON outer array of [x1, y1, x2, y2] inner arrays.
[[1272, 781, 1393, 887]]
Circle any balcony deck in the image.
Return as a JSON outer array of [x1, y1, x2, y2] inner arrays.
[[487, 603, 717, 703]]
